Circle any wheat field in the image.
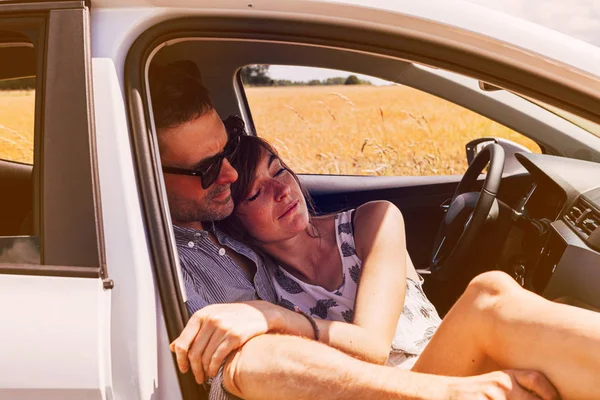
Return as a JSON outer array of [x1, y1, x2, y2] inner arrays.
[[0, 86, 539, 174], [246, 85, 539, 176], [0, 90, 35, 164]]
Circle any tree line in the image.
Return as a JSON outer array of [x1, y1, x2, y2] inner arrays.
[[240, 65, 370, 86], [0, 77, 35, 90]]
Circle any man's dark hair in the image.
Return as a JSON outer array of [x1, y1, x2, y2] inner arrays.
[[149, 60, 213, 130]]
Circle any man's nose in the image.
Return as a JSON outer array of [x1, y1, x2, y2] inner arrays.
[[215, 158, 238, 185]]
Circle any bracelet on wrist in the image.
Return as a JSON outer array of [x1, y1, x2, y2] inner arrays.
[[293, 306, 320, 341]]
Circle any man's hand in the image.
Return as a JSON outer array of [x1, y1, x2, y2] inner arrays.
[[448, 370, 560, 400], [170, 301, 281, 383]]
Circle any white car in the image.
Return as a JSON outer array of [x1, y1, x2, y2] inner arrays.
[[1, 0, 599, 399]]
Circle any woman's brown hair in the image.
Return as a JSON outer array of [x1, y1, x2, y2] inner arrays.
[[216, 134, 317, 244]]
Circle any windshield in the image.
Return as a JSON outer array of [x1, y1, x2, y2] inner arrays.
[[523, 97, 600, 138], [466, 1, 600, 48], [463, 1, 600, 137]]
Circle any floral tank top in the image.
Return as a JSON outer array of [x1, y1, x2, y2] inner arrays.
[[272, 209, 442, 368]]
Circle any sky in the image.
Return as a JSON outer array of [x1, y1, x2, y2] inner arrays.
[[268, 0, 600, 82], [468, 0, 600, 46]]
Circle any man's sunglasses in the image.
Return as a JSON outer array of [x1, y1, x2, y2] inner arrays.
[[162, 116, 245, 189]]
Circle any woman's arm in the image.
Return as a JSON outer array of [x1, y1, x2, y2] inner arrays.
[[272, 201, 410, 364], [266, 201, 409, 364], [274, 299, 396, 364], [349, 200, 409, 356]]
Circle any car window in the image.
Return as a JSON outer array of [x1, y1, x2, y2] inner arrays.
[[240, 65, 540, 176], [0, 76, 34, 164], [523, 96, 600, 138], [1, 8, 104, 274], [0, 31, 39, 263]]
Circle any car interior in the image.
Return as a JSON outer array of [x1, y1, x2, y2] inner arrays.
[[144, 33, 600, 318]]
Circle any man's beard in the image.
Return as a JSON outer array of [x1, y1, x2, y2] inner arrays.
[[169, 185, 234, 224]]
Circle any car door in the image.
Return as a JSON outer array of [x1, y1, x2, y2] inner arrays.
[[0, 1, 111, 399]]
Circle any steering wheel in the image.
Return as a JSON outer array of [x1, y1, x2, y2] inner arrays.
[[430, 143, 505, 280]]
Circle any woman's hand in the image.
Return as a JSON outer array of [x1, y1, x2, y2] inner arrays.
[[170, 300, 282, 383]]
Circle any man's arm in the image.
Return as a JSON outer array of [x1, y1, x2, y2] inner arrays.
[[222, 334, 559, 400], [223, 334, 444, 400]]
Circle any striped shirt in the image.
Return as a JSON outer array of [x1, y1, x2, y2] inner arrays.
[[174, 224, 277, 400]]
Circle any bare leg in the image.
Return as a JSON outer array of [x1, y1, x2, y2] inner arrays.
[[413, 271, 600, 399]]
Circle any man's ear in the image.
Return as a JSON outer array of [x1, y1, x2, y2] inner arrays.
[[155, 126, 174, 157]]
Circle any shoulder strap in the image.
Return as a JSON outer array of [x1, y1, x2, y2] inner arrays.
[[335, 209, 358, 255]]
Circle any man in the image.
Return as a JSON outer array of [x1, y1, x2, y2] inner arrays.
[[150, 61, 558, 400]]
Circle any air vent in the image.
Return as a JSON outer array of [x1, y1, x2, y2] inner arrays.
[[564, 198, 600, 239], [580, 213, 600, 236], [565, 204, 585, 223]]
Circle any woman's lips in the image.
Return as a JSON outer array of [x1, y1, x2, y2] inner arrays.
[[279, 200, 299, 219]]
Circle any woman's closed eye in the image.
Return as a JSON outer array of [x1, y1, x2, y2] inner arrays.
[[274, 167, 286, 177], [246, 168, 288, 202], [247, 190, 261, 202]]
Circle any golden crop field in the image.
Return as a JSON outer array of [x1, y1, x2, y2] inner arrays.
[[246, 85, 540, 176], [0, 90, 35, 165], [0, 85, 540, 175]]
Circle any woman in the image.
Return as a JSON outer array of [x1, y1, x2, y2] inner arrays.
[[177, 135, 600, 399], [218, 135, 442, 370]]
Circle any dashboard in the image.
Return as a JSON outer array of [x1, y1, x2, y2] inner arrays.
[[509, 153, 600, 310], [520, 183, 564, 221]]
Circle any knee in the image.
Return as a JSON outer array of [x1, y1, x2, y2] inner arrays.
[[463, 271, 519, 313], [468, 271, 517, 296]]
